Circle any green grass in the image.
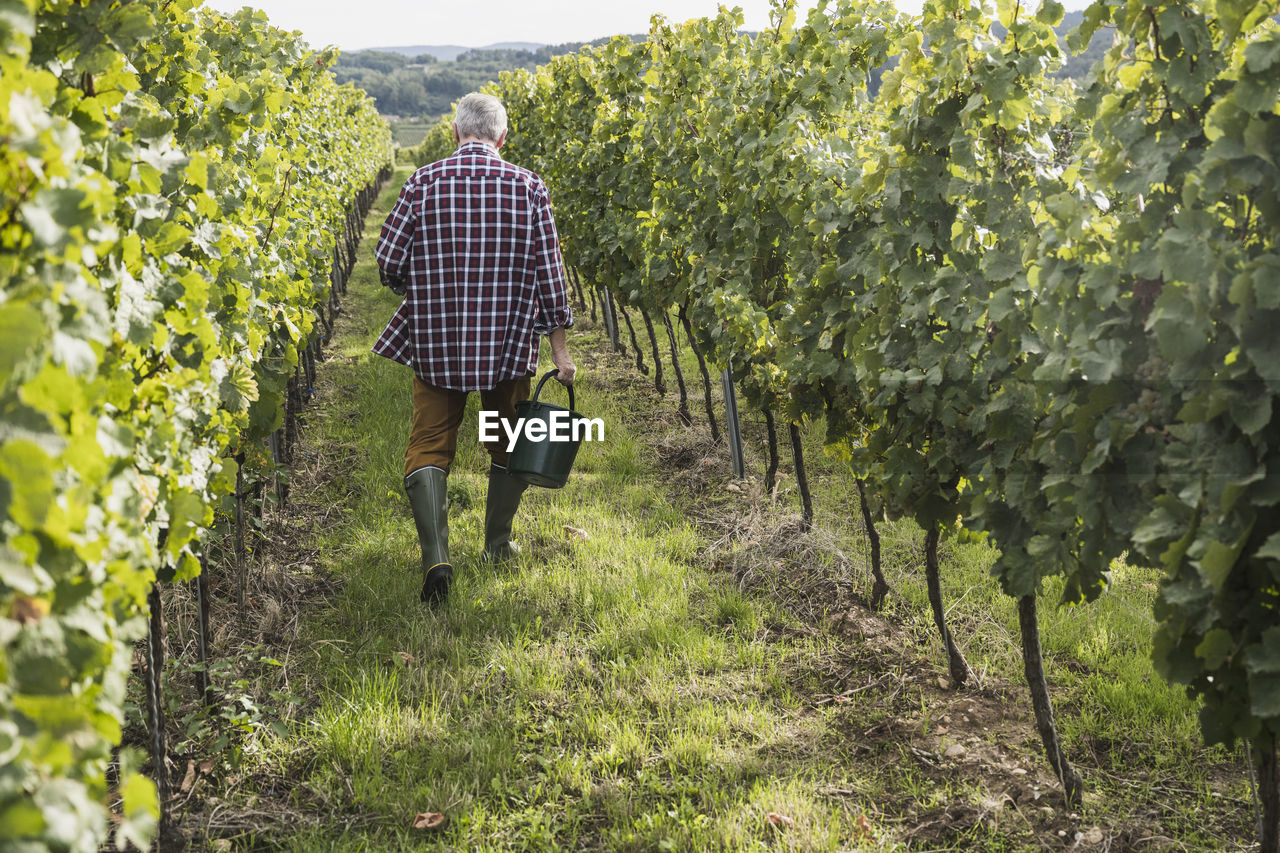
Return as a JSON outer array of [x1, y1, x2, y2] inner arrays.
[[390, 121, 433, 148], [205, 169, 1252, 851]]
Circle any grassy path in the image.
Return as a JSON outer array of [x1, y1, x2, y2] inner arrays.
[[242, 176, 858, 852], [194, 172, 1252, 852]]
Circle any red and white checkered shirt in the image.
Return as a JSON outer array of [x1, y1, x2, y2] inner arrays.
[[372, 141, 574, 390]]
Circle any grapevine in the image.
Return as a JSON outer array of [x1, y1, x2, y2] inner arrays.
[[409, 1, 1280, 843], [1, 1, 391, 848]]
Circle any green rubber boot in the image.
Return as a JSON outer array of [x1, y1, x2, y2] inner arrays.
[[405, 466, 451, 604], [483, 464, 529, 563]]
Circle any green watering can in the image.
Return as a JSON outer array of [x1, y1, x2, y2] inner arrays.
[[508, 369, 587, 489]]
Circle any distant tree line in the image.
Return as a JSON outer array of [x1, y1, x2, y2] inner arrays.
[[334, 39, 634, 119], [338, 11, 1148, 122]]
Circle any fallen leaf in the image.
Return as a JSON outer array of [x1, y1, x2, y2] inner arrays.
[[564, 525, 589, 540], [198, 758, 215, 775], [179, 760, 197, 795], [411, 811, 446, 831], [833, 695, 850, 705], [384, 651, 416, 666], [855, 814, 873, 837], [1081, 826, 1104, 845], [766, 812, 794, 829]]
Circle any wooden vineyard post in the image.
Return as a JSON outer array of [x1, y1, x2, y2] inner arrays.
[[234, 451, 247, 613], [270, 429, 287, 512], [284, 373, 299, 471], [603, 287, 624, 354], [193, 554, 214, 708], [722, 366, 745, 479], [601, 287, 618, 350], [609, 289, 625, 355], [145, 582, 170, 842], [304, 340, 318, 403]]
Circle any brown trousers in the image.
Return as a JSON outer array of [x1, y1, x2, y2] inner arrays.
[[405, 375, 532, 476]]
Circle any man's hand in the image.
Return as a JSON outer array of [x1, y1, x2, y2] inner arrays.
[[549, 326, 575, 385], [553, 354, 576, 385], [380, 267, 408, 295]]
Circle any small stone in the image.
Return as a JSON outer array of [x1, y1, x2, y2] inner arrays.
[[938, 676, 953, 690], [1010, 768, 1028, 776], [944, 743, 966, 758]]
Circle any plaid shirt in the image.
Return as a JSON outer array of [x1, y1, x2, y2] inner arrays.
[[372, 141, 574, 390]]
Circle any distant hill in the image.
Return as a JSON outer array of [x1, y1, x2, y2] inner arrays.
[[346, 15, 1126, 124], [366, 42, 544, 62], [336, 37, 642, 121]]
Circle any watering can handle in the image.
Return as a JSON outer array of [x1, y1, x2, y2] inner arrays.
[[529, 369, 574, 412]]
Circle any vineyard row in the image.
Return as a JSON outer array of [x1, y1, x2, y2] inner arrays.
[[412, 1, 1280, 847], [1, 1, 394, 849]]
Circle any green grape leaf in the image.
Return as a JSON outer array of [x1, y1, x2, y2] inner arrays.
[[1249, 674, 1280, 719], [1245, 628, 1280, 675], [1194, 629, 1235, 670], [0, 303, 45, 389], [0, 440, 54, 529]]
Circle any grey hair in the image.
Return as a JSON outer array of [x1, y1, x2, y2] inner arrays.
[[454, 93, 507, 143]]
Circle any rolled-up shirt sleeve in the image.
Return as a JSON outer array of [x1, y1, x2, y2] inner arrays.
[[375, 177, 418, 288], [530, 185, 574, 335]]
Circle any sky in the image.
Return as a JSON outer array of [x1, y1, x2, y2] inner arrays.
[[200, 0, 1095, 52]]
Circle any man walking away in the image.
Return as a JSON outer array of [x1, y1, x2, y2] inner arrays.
[[372, 92, 576, 606]]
